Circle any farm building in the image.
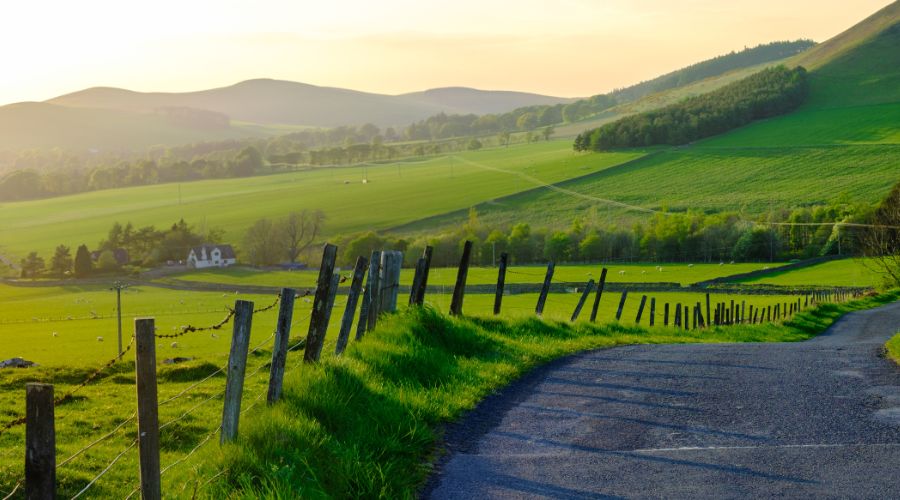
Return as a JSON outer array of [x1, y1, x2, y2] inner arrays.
[[187, 244, 237, 269]]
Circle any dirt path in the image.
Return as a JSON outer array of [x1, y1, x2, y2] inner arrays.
[[427, 301, 900, 499]]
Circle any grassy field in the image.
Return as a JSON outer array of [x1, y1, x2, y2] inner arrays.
[[734, 258, 885, 287], [199, 290, 900, 498], [0, 142, 641, 260], [173, 261, 784, 289]]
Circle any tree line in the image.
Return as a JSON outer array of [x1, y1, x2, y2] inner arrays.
[[575, 66, 809, 150]]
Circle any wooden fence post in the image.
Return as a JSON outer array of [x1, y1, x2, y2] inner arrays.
[[450, 241, 473, 316], [570, 279, 595, 322], [615, 290, 628, 321], [359, 250, 381, 338], [134, 318, 161, 499], [674, 303, 681, 328], [589, 268, 608, 322], [535, 261, 556, 317], [635, 295, 647, 324], [25, 383, 55, 499], [664, 303, 670, 326], [379, 251, 402, 314], [321, 274, 341, 345], [705, 293, 711, 329], [267, 289, 296, 404], [305, 244, 338, 362], [409, 257, 425, 306], [221, 301, 254, 443], [336, 257, 368, 355], [494, 252, 509, 315], [414, 246, 434, 306], [649, 298, 656, 326]]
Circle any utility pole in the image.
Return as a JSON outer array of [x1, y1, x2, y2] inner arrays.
[[110, 281, 129, 359]]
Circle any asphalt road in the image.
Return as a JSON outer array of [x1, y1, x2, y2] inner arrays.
[[426, 300, 900, 499]]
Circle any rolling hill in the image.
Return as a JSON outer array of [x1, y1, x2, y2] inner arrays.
[[47, 79, 571, 128], [391, 2, 900, 234]]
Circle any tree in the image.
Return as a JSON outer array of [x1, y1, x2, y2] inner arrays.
[[278, 210, 326, 264], [467, 138, 483, 150], [516, 112, 538, 131], [243, 218, 282, 266], [20, 252, 45, 279], [861, 180, 900, 287], [97, 250, 120, 271], [232, 146, 263, 177], [50, 245, 73, 276], [74, 244, 93, 278], [541, 125, 555, 141], [497, 131, 511, 148]]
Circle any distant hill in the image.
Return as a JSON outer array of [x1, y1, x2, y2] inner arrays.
[[47, 79, 571, 128]]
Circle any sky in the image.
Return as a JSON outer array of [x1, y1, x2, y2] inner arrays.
[[0, 0, 893, 105]]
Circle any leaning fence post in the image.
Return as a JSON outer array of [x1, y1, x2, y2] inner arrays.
[[359, 250, 381, 338], [414, 246, 434, 306], [615, 290, 628, 321], [305, 244, 338, 362], [635, 295, 647, 324], [571, 279, 595, 322], [450, 241, 473, 316], [589, 268, 608, 322], [336, 257, 368, 355], [134, 318, 161, 499], [221, 300, 254, 443], [494, 252, 509, 316], [535, 261, 556, 317], [25, 383, 55, 499], [409, 257, 425, 306], [267, 289, 296, 404]]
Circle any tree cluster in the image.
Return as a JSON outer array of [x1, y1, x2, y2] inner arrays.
[[242, 210, 326, 266], [575, 66, 809, 151]]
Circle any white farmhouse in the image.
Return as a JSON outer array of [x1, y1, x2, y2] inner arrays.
[[187, 244, 237, 269]]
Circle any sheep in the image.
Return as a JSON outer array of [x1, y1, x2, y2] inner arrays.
[[170, 342, 178, 348], [618, 270, 626, 276], [687, 264, 694, 268], [97, 336, 104, 342], [52, 332, 58, 337], [210, 333, 219, 339], [641, 270, 647, 275]]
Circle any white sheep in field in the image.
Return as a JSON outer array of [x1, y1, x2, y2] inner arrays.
[[688, 264, 694, 268], [96, 336, 104, 342], [52, 332, 58, 337], [210, 333, 219, 339], [170, 342, 178, 348], [618, 270, 626, 276], [719, 262, 724, 266]]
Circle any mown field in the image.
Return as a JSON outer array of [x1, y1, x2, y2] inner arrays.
[[734, 258, 884, 287], [173, 261, 783, 289], [0, 142, 642, 259]]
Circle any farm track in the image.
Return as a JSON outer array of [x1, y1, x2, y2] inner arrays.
[[427, 300, 900, 498]]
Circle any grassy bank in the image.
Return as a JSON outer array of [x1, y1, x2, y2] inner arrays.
[[887, 333, 900, 365], [201, 290, 899, 498]]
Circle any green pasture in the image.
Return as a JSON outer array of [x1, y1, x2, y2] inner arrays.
[[0, 141, 640, 260], [887, 333, 900, 365], [734, 258, 885, 287], [173, 261, 784, 289]]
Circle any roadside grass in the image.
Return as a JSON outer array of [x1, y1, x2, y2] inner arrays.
[[202, 290, 899, 498], [887, 333, 900, 365]]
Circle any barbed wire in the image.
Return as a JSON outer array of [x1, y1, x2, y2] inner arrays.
[[155, 309, 235, 339], [57, 412, 137, 469], [71, 437, 138, 499], [1, 479, 22, 500]]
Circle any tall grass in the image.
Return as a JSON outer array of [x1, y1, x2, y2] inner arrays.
[[202, 290, 898, 498]]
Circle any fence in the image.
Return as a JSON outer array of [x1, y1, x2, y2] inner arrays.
[[0, 240, 865, 498]]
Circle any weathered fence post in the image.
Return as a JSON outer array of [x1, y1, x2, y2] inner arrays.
[[134, 318, 161, 499], [571, 279, 595, 322], [649, 297, 656, 326], [359, 250, 381, 338], [696, 302, 704, 328], [414, 246, 434, 306], [336, 257, 368, 355], [322, 274, 341, 339], [267, 288, 296, 404], [25, 383, 55, 499], [664, 302, 670, 326], [589, 268, 608, 322], [409, 257, 425, 306], [674, 303, 681, 328], [635, 295, 647, 324], [705, 293, 711, 329], [615, 290, 628, 321], [494, 252, 509, 315], [450, 241, 473, 316], [305, 244, 338, 362], [222, 301, 254, 443], [379, 251, 402, 314], [535, 261, 556, 317]]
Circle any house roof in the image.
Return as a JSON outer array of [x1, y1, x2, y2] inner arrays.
[[190, 244, 236, 260]]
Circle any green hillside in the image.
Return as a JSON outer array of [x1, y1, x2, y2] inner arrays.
[[0, 142, 640, 259], [402, 8, 900, 235]]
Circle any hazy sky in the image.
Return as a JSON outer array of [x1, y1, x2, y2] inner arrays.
[[1, 0, 892, 104]]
